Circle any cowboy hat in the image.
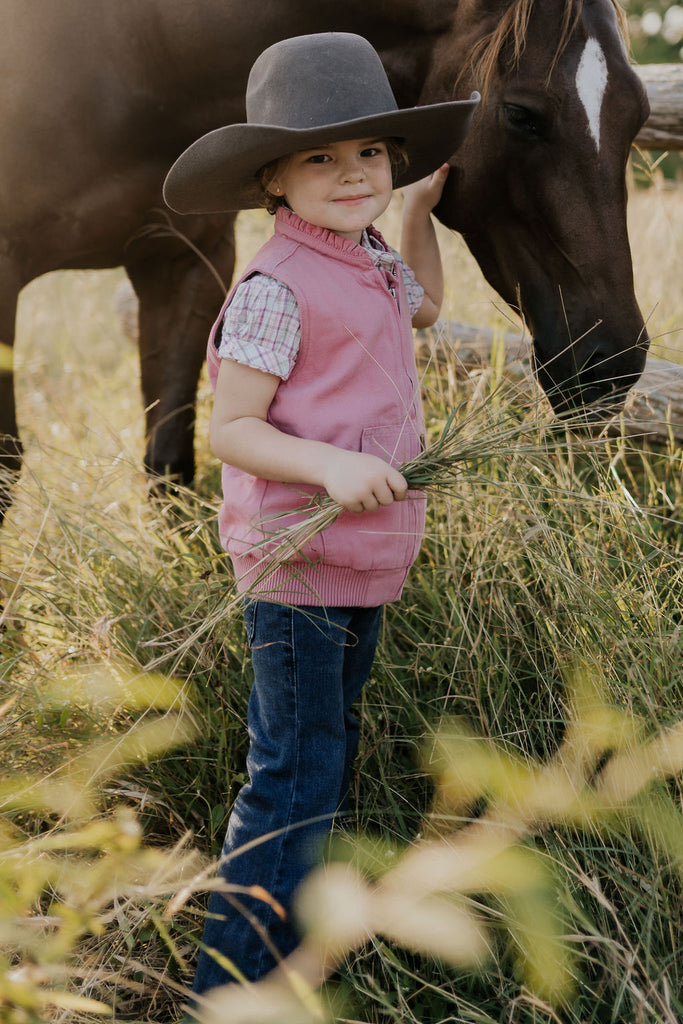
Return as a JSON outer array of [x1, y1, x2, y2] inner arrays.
[[163, 32, 480, 214]]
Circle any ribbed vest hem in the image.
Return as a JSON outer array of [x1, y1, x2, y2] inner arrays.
[[230, 555, 409, 607]]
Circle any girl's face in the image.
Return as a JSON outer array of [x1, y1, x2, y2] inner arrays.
[[267, 138, 393, 243]]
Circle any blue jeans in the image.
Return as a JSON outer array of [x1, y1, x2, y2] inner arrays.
[[188, 601, 383, 1002]]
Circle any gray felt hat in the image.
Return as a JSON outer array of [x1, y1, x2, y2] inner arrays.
[[163, 32, 480, 214]]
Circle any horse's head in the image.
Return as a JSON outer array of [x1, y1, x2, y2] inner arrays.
[[425, 0, 650, 415]]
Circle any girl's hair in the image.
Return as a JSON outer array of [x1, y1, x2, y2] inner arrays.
[[258, 138, 409, 215]]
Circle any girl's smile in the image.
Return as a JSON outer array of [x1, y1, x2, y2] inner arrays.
[[267, 138, 394, 242], [333, 194, 373, 205]]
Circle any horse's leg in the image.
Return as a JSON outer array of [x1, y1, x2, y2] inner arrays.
[[0, 274, 21, 521], [124, 214, 236, 487]]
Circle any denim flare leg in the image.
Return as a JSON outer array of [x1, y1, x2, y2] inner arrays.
[[189, 600, 383, 999]]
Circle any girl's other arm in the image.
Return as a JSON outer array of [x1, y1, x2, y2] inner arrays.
[[209, 358, 408, 513], [400, 164, 449, 329]]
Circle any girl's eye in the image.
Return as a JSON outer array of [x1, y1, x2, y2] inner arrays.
[[306, 153, 330, 164], [361, 147, 383, 158]]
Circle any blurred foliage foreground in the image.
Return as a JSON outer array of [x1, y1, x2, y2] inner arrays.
[[0, 668, 203, 1023], [188, 666, 683, 1024], [2, 663, 683, 1024]]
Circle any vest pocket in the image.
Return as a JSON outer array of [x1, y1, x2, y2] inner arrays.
[[224, 476, 326, 562], [359, 422, 421, 469], [318, 423, 426, 571]]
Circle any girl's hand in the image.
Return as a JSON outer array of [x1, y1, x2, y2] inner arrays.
[[401, 163, 450, 216], [322, 449, 408, 513]]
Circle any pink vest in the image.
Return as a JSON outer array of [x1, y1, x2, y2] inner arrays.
[[207, 207, 426, 606]]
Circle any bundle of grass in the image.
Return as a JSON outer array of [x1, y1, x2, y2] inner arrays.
[[243, 381, 614, 589]]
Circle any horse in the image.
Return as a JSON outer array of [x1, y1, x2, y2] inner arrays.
[[0, 0, 650, 516]]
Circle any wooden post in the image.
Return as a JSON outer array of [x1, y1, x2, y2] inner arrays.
[[634, 64, 683, 151]]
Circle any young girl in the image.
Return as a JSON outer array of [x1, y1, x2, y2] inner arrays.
[[164, 31, 478, 1006]]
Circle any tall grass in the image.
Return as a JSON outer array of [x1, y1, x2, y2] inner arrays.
[[2, 182, 683, 1021]]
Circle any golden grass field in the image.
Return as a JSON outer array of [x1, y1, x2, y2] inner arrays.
[[1, 178, 676, 573], [6, 178, 683, 549], [10, 175, 683, 475]]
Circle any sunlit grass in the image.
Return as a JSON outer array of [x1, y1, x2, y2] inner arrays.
[[2, 180, 683, 1022]]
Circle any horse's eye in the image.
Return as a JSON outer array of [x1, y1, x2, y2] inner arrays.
[[503, 103, 546, 138]]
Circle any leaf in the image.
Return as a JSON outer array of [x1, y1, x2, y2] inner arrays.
[[40, 990, 112, 1014], [372, 891, 488, 967]]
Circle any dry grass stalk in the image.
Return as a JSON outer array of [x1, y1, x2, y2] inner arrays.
[[243, 388, 607, 591]]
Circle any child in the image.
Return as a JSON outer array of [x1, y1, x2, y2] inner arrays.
[[164, 31, 478, 1006]]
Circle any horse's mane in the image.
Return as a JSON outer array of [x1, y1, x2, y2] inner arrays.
[[466, 0, 628, 98]]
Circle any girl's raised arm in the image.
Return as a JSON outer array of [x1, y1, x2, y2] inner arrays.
[[400, 163, 450, 329]]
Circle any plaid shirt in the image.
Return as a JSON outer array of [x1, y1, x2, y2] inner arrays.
[[217, 229, 424, 380]]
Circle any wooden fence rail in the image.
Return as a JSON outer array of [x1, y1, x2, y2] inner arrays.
[[635, 63, 683, 151]]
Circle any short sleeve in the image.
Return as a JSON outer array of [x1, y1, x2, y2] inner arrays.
[[217, 273, 301, 380]]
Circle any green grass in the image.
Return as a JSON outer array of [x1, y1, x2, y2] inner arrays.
[[2, 186, 683, 1022]]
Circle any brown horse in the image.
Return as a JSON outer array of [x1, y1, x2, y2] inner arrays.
[[0, 0, 650, 514]]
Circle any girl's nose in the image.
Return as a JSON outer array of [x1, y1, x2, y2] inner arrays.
[[340, 157, 365, 182]]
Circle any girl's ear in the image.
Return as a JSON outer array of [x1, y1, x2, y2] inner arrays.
[[262, 154, 292, 198], [261, 166, 282, 197]]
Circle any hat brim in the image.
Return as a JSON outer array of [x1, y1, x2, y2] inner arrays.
[[163, 95, 480, 214]]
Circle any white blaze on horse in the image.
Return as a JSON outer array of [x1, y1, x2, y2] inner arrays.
[[0, 0, 650, 517], [576, 38, 609, 151]]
